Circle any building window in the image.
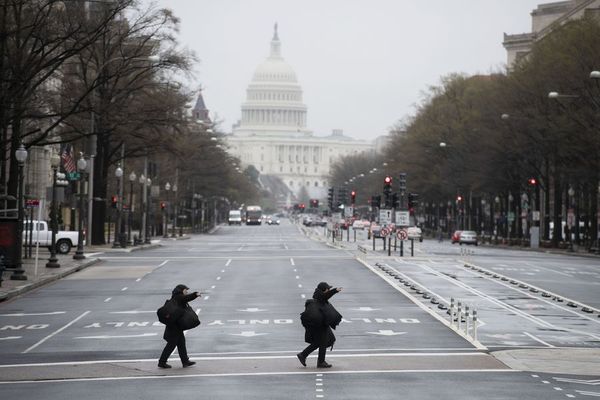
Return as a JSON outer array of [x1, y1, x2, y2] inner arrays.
[[314, 181, 318, 187], [314, 167, 318, 173], [261, 154, 264, 161], [290, 167, 293, 172], [290, 181, 294, 187], [304, 167, 307, 173], [260, 165, 263, 172], [280, 166, 283, 172], [306, 181, 310, 186]]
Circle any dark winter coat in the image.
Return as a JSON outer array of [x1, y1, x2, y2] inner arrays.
[[163, 288, 199, 343], [304, 288, 342, 347]]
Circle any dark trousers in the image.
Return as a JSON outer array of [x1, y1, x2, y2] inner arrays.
[[300, 343, 327, 363], [159, 333, 188, 363]]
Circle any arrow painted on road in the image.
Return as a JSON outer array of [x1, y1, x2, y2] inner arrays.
[[0, 311, 65, 317], [75, 333, 157, 339], [351, 307, 380, 312], [556, 378, 600, 385], [229, 331, 269, 337], [237, 308, 267, 313], [0, 336, 21, 341], [367, 330, 407, 336]]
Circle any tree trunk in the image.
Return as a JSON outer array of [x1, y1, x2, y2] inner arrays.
[[91, 134, 109, 245]]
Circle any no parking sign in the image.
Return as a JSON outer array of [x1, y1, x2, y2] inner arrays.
[[396, 229, 408, 241]]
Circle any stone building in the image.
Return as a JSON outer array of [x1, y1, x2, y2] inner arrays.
[[224, 25, 374, 201], [504, 0, 600, 67]]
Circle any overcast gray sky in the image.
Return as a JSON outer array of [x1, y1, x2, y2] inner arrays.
[[145, 0, 543, 141]]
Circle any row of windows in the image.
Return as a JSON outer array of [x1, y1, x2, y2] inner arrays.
[[289, 181, 326, 188], [248, 91, 301, 102]]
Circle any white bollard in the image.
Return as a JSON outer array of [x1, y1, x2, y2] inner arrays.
[[473, 309, 478, 342], [457, 301, 462, 331], [449, 298, 455, 327], [464, 305, 470, 337]]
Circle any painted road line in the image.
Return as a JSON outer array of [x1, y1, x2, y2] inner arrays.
[[136, 278, 142, 282], [226, 259, 232, 267], [158, 260, 169, 267], [0, 312, 66, 317], [523, 332, 555, 348], [110, 311, 154, 314], [75, 333, 157, 339], [0, 336, 21, 341], [121, 287, 128, 291], [104, 298, 112, 303], [23, 311, 91, 354], [290, 258, 295, 266], [211, 285, 216, 289]]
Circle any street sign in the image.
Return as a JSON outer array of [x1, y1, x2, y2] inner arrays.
[[508, 212, 515, 223], [379, 209, 393, 225], [395, 211, 410, 227], [396, 229, 408, 240], [532, 211, 540, 222], [380, 227, 390, 237], [346, 206, 354, 217], [25, 199, 40, 208], [66, 172, 81, 181]]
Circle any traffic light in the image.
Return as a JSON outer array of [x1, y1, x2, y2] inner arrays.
[[310, 199, 319, 208], [383, 176, 392, 195], [370, 195, 381, 208], [528, 177, 537, 186], [160, 201, 166, 210], [300, 203, 306, 212], [456, 195, 463, 202], [391, 193, 400, 208], [111, 195, 118, 209], [327, 187, 335, 210], [408, 193, 419, 209], [351, 190, 356, 204], [398, 173, 407, 192], [338, 187, 348, 206]]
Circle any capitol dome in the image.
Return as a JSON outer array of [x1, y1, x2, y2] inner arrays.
[[236, 24, 310, 137]]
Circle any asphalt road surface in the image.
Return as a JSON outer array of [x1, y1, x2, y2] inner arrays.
[[1, 220, 599, 399]]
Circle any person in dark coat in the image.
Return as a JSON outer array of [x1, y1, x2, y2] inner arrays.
[[297, 282, 342, 368], [158, 284, 200, 368]]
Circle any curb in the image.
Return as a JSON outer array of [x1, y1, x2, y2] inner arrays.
[[0, 258, 100, 303]]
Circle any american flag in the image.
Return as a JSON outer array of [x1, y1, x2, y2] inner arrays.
[[61, 144, 76, 173]]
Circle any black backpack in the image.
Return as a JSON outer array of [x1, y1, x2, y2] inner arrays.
[[300, 299, 324, 328], [157, 299, 183, 325]]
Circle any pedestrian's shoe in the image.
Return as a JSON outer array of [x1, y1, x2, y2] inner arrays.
[[317, 361, 332, 368], [297, 353, 307, 367], [182, 360, 196, 368], [158, 362, 172, 369]]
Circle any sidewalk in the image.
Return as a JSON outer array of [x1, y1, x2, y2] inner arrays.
[[0, 240, 163, 303]]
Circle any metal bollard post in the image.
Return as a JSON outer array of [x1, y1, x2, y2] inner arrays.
[[457, 301, 462, 331], [464, 305, 470, 337], [472, 309, 478, 342], [449, 298, 455, 327]]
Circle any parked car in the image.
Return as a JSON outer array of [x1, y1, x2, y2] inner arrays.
[[451, 230, 462, 244], [459, 230, 478, 246], [369, 223, 382, 238], [266, 217, 280, 225], [23, 220, 80, 254], [407, 226, 423, 242], [351, 220, 365, 230]]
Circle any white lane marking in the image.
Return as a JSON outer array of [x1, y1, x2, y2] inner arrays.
[[576, 391, 600, 397], [542, 380, 550, 384], [523, 332, 555, 348], [293, 269, 297, 272], [75, 333, 157, 339], [204, 296, 210, 301], [290, 258, 295, 266], [553, 387, 562, 391], [104, 298, 112, 303], [158, 260, 169, 267], [0, 336, 21, 341], [298, 284, 303, 288], [301, 294, 306, 299], [110, 311, 154, 314], [0, 312, 66, 317], [221, 269, 225, 273], [216, 277, 221, 281], [121, 287, 128, 291], [23, 311, 90, 354], [211, 285, 216, 289], [225, 259, 232, 266], [0, 368, 517, 384], [296, 276, 300, 279], [136, 278, 142, 282]]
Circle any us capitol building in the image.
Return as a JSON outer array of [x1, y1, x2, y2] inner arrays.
[[224, 25, 374, 201]]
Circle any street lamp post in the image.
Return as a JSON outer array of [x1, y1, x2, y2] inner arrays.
[[494, 196, 500, 242], [568, 187, 575, 252], [508, 193, 514, 243], [171, 184, 177, 238], [137, 174, 145, 245], [163, 182, 170, 238], [127, 171, 136, 245], [46, 151, 61, 268], [10, 143, 28, 280], [73, 155, 87, 260], [112, 166, 123, 248], [145, 177, 152, 244]]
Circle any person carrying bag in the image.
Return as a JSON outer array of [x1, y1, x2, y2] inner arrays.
[[297, 282, 342, 368], [157, 284, 200, 369]]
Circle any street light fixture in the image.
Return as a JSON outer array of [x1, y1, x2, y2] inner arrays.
[[164, 182, 171, 238], [590, 71, 600, 79], [127, 171, 136, 245], [113, 166, 123, 248], [73, 155, 87, 260], [10, 143, 28, 280], [171, 184, 178, 238], [46, 151, 61, 269]]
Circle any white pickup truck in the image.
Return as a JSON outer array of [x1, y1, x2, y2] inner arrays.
[[23, 220, 81, 254]]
